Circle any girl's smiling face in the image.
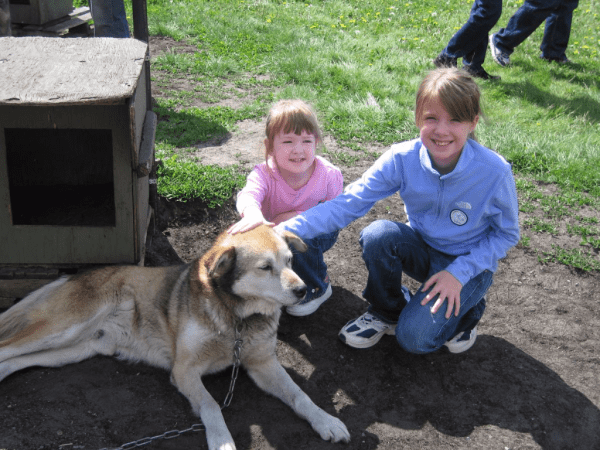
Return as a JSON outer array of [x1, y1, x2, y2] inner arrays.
[[268, 129, 317, 177], [419, 98, 478, 174]]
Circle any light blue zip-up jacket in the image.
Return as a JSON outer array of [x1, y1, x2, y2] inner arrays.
[[280, 138, 520, 286]]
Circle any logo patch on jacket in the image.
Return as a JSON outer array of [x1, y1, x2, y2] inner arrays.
[[450, 209, 468, 226]]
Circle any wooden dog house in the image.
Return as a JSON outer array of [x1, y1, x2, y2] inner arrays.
[[0, 37, 156, 298]]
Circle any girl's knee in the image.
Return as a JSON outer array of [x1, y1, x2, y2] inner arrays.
[[360, 220, 401, 250], [361, 219, 394, 239], [395, 322, 439, 354]]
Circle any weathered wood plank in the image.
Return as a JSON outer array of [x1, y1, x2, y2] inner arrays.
[[12, 6, 89, 33], [0, 36, 147, 105], [43, 8, 91, 33], [9, 0, 72, 25], [137, 110, 157, 178]]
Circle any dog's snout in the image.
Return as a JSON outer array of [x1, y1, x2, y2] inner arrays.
[[294, 285, 307, 299]]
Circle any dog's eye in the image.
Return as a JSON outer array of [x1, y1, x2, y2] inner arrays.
[[260, 264, 273, 271], [287, 257, 293, 266]]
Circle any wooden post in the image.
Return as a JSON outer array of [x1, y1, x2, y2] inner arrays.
[[131, 0, 148, 43], [131, 0, 151, 111], [0, 0, 10, 37], [131, 0, 157, 220]]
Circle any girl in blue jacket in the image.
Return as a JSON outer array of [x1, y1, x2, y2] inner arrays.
[[278, 68, 520, 354]]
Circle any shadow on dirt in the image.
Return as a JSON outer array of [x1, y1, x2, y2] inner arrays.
[[273, 288, 600, 450]]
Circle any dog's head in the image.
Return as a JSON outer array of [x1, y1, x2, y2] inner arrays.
[[199, 225, 308, 316]]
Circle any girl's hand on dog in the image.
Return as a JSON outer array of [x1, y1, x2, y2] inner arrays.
[[228, 207, 274, 234], [420, 270, 463, 319]]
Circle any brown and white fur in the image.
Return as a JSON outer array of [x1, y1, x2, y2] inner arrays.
[[0, 225, 350, 450]]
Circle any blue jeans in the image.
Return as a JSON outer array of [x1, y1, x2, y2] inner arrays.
[[291, 230, 338, 301], [90, 0, 130, 38], [360, 220, 493, 354], [441, 0, 502, 71], [492, 0, 579, 59]]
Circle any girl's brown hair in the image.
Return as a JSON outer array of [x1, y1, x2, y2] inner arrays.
[[264, 99, 324, 162], [415, 68, 482, 141]]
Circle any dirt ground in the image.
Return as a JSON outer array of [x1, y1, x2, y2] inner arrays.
[[1, 37, 600, 450]]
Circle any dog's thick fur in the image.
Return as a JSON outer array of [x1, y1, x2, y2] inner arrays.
[[0, 225, 350, 450]]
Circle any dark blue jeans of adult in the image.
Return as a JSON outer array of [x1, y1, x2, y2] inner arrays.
[[492, 0, 579, 59], [90, 0, 130, 38], [360, 220, 492, 354], [441, 0, 502, 72]]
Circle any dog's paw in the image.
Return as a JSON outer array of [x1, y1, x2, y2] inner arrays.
[[313, 414, 351, 443], [215, 444, 236, 450], [206, 429, 236, 450], [208, 440, 236, 450]]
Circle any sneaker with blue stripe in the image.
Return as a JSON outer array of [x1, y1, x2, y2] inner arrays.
[[286, 282, 332, 316], [443, 325, 478, 354], [338, 312, 396, 349]]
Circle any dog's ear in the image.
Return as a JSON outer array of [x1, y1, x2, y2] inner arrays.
[[205, 246, 236, 279], [281, 230, 307, 253]]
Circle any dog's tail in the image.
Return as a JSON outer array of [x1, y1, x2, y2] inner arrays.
[[0, 276, 69, 341]]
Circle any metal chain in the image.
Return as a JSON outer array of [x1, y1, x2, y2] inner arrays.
[[99, 322, 244, 450], [222, 322, 243, 408]]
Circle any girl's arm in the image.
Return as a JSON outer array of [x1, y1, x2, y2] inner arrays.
[[230, 166, 273, 234], [279, 147, 404, 239]]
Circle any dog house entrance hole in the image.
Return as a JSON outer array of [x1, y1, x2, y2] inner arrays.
[[6, 128, 116, 227]]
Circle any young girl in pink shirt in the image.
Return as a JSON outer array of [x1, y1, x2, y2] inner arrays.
[[229, 99, 343, 316]]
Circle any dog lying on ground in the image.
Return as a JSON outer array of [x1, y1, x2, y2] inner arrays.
[[0, 225, 350, 450]]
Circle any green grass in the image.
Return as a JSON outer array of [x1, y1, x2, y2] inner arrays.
[[157, 155, 246, 207], [154, 102, 264, 151], [144, 0, 599, 185], [540, 246, 600, 272], [140, 0, 599, 271]]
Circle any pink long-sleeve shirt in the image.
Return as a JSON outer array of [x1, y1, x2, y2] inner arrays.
[[236, 156, 343, 224]]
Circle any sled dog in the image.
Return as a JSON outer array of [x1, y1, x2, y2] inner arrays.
[[0, 225, 350, 450]]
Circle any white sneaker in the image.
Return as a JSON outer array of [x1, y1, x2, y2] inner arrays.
[[444, 325, 478, 354], [338, 312, 396, 349], [489, 34, 511, 66], [286, 283, 332, 316]]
